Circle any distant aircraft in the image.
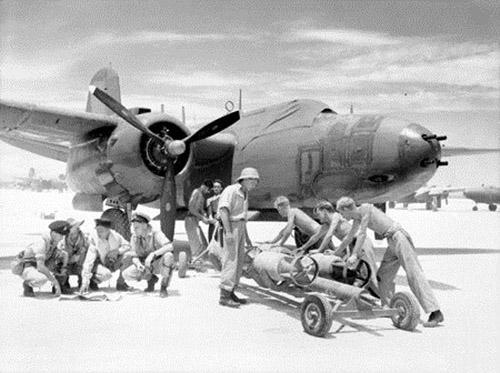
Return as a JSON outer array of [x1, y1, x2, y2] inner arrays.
[[0, 66, 494, 240], [14, 167, 67, 192], [463, 185, 500, 211], [388, 184, 465, 211]]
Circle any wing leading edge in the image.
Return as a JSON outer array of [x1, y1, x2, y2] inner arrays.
[[0, 99, 120, 162]]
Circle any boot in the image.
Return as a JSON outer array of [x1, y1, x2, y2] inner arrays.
[[116, 273, 131, 291], [145, 275, 158, 292], [219, 289, 240, 308], [89, 279, 99, 291], [23, 281, 35, 297], [423, 310, 444, 328], [230, 291, 247, 305], [160, 277, 168, 298], [55, 273, 73, 295]]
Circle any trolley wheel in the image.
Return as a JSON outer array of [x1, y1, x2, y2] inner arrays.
[[178, 251, 188, 278], [390, 291, 420, 331], [300, 294, 333, 337]]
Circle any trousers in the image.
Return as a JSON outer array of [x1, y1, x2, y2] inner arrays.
[[377, 230, 440, 313], [220, 221, 246, 292], [185, 216, 208, 257]]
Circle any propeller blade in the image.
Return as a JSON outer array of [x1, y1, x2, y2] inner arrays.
[[90, 85, 165, 145], [183, 111, 240, 145], [159, 158, 177, 241]]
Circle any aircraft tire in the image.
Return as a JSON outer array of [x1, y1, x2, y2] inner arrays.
[[178, 251, 188, 278], [300, 294, 333, 338], [101, 208, 131, 241], [390, 291, 420, 332], [388, 201, 396, 209], [472, 206, 478, 211], [488, 204, 497, 211]]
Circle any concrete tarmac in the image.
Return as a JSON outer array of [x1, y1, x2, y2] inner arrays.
[[0, 190, 499, 372]]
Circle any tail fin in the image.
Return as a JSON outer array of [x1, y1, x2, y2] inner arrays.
[[85, 66, 121, 115]]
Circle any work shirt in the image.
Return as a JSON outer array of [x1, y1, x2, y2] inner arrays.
[[188, 187, 207, 218], [22, 233, 59, 264], [130, 226, 172, 259], [82, 229, 130, 280], [60, 230, 89, 263], [218, 183, 248, 220]]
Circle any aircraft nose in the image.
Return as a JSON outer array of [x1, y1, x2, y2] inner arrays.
[[400, 123, 447, 169]]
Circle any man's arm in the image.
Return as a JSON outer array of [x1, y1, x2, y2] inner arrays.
[[336, 219, 359, 255], [35, 256, 60, 295], [189, 190, 208, 223], [315, 214, 340, 253], [345, 206, 370, 268], [297, 225, 327, 253]]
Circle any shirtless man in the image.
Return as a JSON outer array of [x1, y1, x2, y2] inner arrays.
[[336, 196, 444, 328], [267, 196, 329, 251]]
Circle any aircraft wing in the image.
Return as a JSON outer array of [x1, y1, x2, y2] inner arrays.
[[441, 146, 500, 157], [0, 99, 120, 162]]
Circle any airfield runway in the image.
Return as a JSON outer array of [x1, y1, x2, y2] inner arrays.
[[0, 190, 499, 372]]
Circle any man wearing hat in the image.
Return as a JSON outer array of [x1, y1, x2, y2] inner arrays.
[[185, 179, 216, 258], [60, 218, 89, 290], [217, 167, 260, 307], [122, 211, 175, 297], [13, 220, 71, 297], [79, 218, 131, 293]]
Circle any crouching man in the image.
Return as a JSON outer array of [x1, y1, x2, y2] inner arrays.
[[14, 220, 72, 297], [79, 218, 131, 293], [122, 212, 175, 298]]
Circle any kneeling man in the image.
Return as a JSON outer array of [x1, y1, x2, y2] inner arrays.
[[122, 212, 175, 298]]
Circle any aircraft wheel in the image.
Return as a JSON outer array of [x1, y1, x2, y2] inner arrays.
[[101, 208, 131, 241], [301, 294, 333, 337], [488, 204, 497, 211], [178, 251, 188, 278], [472, 206, 478, 211], [388, 201, 395, 209], [390, 291, 420, 331]]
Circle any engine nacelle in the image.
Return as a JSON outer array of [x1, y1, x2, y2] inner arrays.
[[67, 112, 191, 210]]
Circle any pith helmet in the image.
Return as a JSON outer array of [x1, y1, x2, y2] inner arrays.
[[237, 167, 260, 182]]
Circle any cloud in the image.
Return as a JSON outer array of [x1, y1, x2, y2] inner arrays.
[[283, 28, 401, 46], [143, 70, 254, 88]]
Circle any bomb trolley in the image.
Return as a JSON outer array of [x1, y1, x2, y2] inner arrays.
[[242, 247, 421, 338]]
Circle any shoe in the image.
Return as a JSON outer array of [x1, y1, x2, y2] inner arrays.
[[219, 289, 240, 308], [145, 275, 159, 292], [230, 291, 247, 305], [89, 279, 99, 291], [116, 281, 131, 291], [160, 286, 168, 298], [23, 281, 35, 297], [423, 310, 444, 328]]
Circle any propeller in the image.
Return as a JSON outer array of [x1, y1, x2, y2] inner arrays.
[[90, 85, 240, 240]]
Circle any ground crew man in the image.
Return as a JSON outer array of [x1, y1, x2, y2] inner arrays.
[[60, 218, 89, 289], [305, 201, 379, 292], [336, 196, 444, 328], [218, 167, 260, 307], [14, 220, 71, 297], [267, 195, 329, 250], [185, 179, 216, 257], [207, 179, 224, 241], [79, 218, 131, 293], [122, 212, 175, 298]]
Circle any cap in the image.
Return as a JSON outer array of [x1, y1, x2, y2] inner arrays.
[[130, 211, 151, 224], [49, 220, 71, 236], [67, 218, 84, 228], [94, 218, 112, 228], [237, 167, 260, 181]]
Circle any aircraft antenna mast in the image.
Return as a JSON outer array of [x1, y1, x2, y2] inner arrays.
[[161, 104, 164, 113], [182, 106, 186, 125], [239, 89, 242, 112], [350, 103, 354, 114]]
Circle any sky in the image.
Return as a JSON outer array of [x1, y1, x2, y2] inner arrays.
[[0, 0, 499, 187]]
